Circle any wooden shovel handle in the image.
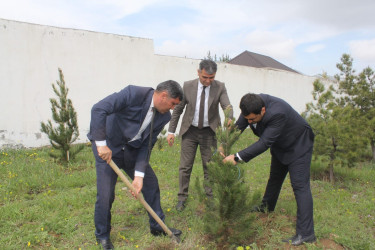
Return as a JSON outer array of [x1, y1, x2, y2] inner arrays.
[[108, 160, 173, 237]]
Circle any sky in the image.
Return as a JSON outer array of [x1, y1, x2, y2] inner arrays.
[[1, 0, 375, 76]]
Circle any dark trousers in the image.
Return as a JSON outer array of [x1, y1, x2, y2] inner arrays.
[[262, 148, 314, 236], [92, 143, 165, 240], [178, 126, 217, 201]]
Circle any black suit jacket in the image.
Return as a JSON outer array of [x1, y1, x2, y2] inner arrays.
[[236, 94, 314, 165], [87, 85, 171, 173]]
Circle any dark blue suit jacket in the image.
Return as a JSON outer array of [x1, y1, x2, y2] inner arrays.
[[87, 85, 171, 173], [236, 94, 314, 165]]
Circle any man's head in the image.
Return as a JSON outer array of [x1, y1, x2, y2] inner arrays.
[[154, 80, 183, 114], [197, 59, 217, 87], [239, 93, 266, 124]]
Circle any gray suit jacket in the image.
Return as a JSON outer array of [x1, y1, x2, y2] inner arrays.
[[168, 79, 232, 136]]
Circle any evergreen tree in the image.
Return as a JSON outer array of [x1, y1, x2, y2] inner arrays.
[[303, 78, 367, 182], [218, 53, 231, 62], [204, 50, 214, 61], [204, 51, 231, 62], [40, 68, 84, 162], [303, 54, 375, 181], [335, 54, 375, 161], [195, 109, 260, 248], [304, 80, 344, 182]]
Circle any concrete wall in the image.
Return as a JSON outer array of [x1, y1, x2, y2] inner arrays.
[[0, 19, 317, 148]]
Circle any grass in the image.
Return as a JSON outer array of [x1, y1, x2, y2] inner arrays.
[[1, 130, 374, 249]]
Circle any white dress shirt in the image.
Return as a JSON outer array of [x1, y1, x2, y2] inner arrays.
[[192, 81, 210, 128], [130, 100, 154, 142], [96, 100, 155, 178]]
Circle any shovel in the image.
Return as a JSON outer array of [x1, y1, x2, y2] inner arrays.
[[108, 160, 181, 243]]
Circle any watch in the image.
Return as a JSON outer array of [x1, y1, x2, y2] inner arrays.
[[234, 154, 239, 162]]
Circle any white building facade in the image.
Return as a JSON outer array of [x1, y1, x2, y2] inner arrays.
[[0, 19, 318, 148]]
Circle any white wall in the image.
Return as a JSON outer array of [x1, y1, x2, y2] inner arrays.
[[0, 19, 318, 148]]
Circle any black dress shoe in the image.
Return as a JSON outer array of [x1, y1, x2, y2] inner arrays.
[[151, 227, 182, 237], [282, 234, 316, 246], [96, 238, 114, 249], [176, 200, 186, 211]]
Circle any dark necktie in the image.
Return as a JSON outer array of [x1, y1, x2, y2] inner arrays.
[[198, 86, 207, 129], [147, 107, 156, 161]]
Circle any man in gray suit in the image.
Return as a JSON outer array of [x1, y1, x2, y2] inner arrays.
[[224, 93, 316, 246], [167, 59, 232, 211]]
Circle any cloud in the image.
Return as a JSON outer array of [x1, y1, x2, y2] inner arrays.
[[305, 44, 326, 53], [249, 0, 375, 31], [349, 39, 375, 65], [293, 0, 375, 31], [1, 0, 375, 75], [0, 0, 163, 31], [0, 1, 97, 30], [244, 30, 297, 60], [86, 0, 164, 19]]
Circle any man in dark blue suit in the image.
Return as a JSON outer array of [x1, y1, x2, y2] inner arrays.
[[88, 80, 183, 249], [224, 93, 316, 246]]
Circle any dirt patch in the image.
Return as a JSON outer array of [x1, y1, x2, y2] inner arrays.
[[254, 213, 345, 249], [255, 237, 344, 249], [145, 241, 178, 250], [318, 238, 345, 249], [48, 231, 62, 238]]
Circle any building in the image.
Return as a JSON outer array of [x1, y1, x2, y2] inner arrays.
[[229, 50, 300, 74], [0, 19, 317, 148]]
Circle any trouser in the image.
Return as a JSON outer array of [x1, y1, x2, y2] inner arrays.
[[178, 126, 217, 201], [261, 145, 314, 236], [92, 143, 165, 240]]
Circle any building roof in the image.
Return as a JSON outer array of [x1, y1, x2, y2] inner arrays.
[[228, 50, 300, 74]]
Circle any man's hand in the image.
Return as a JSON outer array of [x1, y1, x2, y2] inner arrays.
[[167, 134, 175, 147], [226, 119, 236, 131], [218, 145, 225, 158], [97, 146, 112, 164], [131, 176, 144, 198], [223, 154, 237, 165], [227, 118, 233, 127]]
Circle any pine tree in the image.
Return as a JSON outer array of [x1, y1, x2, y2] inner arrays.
[[303, 78, 368, 182], [204, 51, 232, 62], [40, 68, 84, 162], [204, 50, 214, 61], [218, 53, 231, 62], [335, 54, 375, 161], [303, 79, 343, 182], [302, 54, 373, 180], [195, 108, 261, 248]]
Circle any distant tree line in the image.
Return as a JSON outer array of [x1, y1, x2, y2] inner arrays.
[[204, 50, 231, 62], [303, 54, 375, 182]]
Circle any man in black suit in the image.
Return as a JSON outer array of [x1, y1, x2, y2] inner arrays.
[[223, 93, 316, 246], [88, 80, 183, 249]]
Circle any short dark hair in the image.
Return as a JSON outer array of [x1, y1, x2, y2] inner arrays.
[[156, 80, 184, 101], [199, 59, 217, 74], [239, 93, 265, 116]]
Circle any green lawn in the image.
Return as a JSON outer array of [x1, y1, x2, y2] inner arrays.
[[1, 130, 374, 249]]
